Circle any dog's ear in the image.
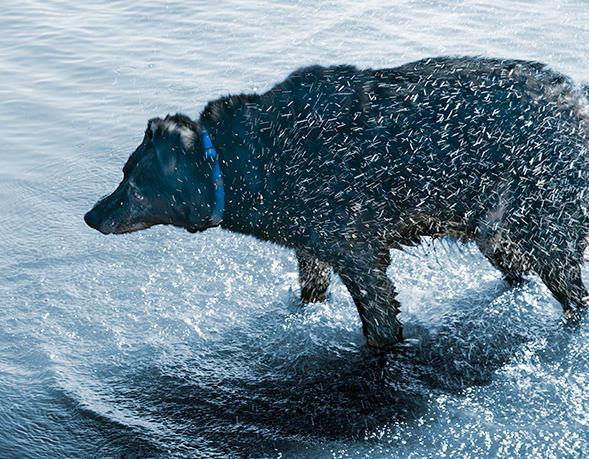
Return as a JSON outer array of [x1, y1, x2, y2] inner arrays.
[[148, 116, 198, 175], [148, 118, 178, 175]]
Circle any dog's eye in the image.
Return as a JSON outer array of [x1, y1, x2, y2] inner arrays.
[[134, 192, 144, 201]]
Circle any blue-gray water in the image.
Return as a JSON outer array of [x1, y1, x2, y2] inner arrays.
[[2, 1, 589, 457]]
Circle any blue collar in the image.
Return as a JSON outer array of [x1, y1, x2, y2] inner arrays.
[[202, 129, 224, 226]]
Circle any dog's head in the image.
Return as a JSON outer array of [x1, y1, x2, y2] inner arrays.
[[85, 114, 220, 234]]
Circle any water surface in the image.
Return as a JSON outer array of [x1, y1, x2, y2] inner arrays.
[[2, 1, 589, 457]]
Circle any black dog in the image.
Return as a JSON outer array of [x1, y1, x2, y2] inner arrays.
[[85, 57, 589, 348]]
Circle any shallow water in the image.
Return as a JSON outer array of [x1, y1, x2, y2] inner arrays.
[[2, 0, 589, 457]]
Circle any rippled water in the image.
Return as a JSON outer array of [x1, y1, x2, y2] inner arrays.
[[2, 1, 589, 457]]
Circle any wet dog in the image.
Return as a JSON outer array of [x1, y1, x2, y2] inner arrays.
[[86, 57, 589, 347]]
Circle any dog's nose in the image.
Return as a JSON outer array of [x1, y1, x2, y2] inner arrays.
[[84, 208, 101, 230]]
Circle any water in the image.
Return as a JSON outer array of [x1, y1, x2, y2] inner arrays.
[[2, 0, 589, 457]]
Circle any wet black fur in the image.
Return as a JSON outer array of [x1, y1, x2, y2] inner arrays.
[[86, 57, 589, 347]]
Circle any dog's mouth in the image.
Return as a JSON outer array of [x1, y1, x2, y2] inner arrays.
[[84, 211, 153, 235], [109, 222, 153, 234], [185, 224, 208, 234]]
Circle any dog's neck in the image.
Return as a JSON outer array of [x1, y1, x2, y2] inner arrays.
[[201, 129, 225, 226], [199, 115, 276, 241]]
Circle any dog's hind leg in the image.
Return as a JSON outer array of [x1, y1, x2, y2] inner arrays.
[[535, 258, 588, 319], [296, 249, 331, 303]]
